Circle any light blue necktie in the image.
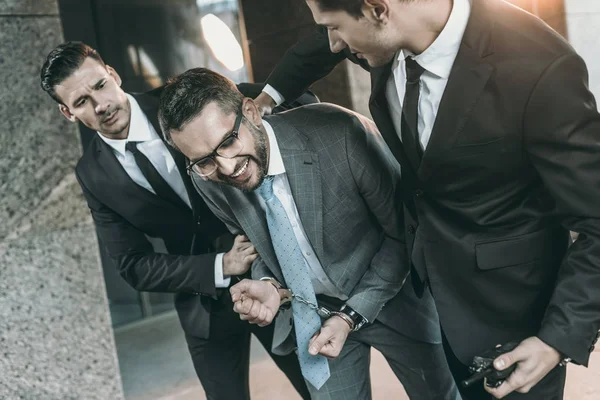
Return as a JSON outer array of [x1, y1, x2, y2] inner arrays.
[[256, 176, 331, 390]]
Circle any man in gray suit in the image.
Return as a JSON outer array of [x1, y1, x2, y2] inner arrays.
[[158, 68, 459, 400]]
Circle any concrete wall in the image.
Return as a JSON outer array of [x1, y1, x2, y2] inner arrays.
[[0, 0, 124, 398]]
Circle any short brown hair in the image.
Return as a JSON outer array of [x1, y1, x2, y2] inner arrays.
[[158, 68, 243, 149]]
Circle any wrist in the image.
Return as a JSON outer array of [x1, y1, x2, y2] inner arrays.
[[330, 312, 354, 333], [259, 277, 290, 308], [256, 92, 276, 112], [339, 304, 368, 332], [222, 251, 232, 275], [278, 288, 292, 309]]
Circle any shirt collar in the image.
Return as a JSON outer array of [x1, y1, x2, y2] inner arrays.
[[400, 0, 471, 79], [97, 94, 159, 157], [263, 120, 286, 176]]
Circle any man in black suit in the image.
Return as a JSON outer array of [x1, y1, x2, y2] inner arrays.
[[254, 0, 600, 399], [40, 41, 309, 400]]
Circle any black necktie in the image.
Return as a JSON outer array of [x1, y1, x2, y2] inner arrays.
[[401, 57, 426, 169], [125, 141, 188, 210]]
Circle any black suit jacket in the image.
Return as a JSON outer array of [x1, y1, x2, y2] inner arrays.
[[76, 88, 231, 338], [266, 0, 600, 365]]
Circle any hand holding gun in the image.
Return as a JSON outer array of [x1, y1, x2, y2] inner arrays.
[[462, 341, 520, 389]]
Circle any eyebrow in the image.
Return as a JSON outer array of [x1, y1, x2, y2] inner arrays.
[[189, 129, 235, 163], [72, 77, 106, 106]]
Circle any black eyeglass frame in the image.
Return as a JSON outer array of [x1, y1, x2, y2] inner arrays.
[[186, 107, 244, 177]]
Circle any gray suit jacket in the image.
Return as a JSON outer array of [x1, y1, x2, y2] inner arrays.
[[193, 104, 440, 351]]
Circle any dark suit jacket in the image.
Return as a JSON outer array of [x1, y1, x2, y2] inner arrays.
[[192, 104, 441, 349], [75, 88, 231, 338], [266, 0, 600, 365]]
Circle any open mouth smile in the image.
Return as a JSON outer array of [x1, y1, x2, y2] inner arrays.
[[231, 158, 249, 178]]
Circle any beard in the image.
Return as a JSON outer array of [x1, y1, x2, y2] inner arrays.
[[215, 121, 269, 192], [365, 50, 396, 68]]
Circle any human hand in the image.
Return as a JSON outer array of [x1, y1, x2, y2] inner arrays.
[[485, 336, 562, 398], [254, 92, 276, 116], [230, 279, 280, 326], [222, 235, 258, 276], [308, 315, 352, 359]]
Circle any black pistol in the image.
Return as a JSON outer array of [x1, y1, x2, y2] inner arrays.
[[462, 341, 520, 389]]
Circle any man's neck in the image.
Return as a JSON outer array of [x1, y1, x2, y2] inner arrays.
[[98, 125, 129, 140], [394, 0, 454, 55]]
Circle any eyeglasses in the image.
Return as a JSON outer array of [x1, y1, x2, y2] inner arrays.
[[186, 108, 244, 177]]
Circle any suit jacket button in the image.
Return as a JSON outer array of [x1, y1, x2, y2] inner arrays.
[[414, 189, 424, 197], [408, 225, 415, 234]]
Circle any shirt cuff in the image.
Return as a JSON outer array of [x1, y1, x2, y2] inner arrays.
[[214, 253, 231, 288], [262, 84, 285, 107]]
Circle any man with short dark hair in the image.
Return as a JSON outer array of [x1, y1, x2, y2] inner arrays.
[[254, 0, 600, 399], [40, 41, 310, 400], [159, 67, 460, 400]]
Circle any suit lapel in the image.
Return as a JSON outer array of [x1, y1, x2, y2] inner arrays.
[[93, 136, 171, 210], [133, 92, 199, 214], [418, 50, 493, 182], [369, 61, 418, 177], [269, 116, 324, 259], [281, 148, 324, 258], [417, 0, 495, 182]]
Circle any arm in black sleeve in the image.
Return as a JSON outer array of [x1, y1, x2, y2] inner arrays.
[[265, 26, 347, 102], [76, 172, 218, 297], [524, 53, 600, 366]]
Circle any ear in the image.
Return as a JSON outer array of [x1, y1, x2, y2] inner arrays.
[[241, 97, 262, 126], [363, 0, 390, 24], [106, 65, 122, 86], [59, 104, 78, 123]]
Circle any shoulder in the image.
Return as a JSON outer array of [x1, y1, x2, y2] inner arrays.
[[75, 135, 102, 182], [268, 103, 374, 140], [130, 88, 162, 112], [191, 174, 227, 201], [490, 0, 575, 63]]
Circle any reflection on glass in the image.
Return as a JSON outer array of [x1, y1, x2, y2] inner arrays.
[[201, 13, 244, 71], [127, 45, 163, 88]]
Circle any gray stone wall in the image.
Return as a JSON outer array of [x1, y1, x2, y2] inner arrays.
[[0, 0, 123, 398]]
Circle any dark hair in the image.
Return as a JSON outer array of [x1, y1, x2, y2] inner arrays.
[[40, 41, 106, 104], [158, 68, 243, 149], [314, 0, 416, 18], [313, 0, 365, 18]]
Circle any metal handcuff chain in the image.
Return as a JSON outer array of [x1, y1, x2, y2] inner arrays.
[[291, 293, 332, 318]]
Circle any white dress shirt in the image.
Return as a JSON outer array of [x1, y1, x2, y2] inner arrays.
[[387, 0, 471, 150], [258, 121, 347, 300], [97, 94, 230, 288], [265, 0, 471, 152]]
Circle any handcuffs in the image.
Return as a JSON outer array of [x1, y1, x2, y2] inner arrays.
[[260, 277, 367, 332]]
